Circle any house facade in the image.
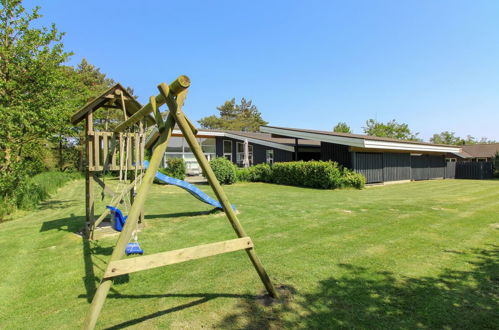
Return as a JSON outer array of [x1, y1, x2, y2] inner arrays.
[[260, 126, 462, 183], [145, 128, 299, 174], [146, 125, 465, 183]]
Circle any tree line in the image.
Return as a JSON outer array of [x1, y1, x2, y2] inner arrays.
[[332, 120, 495, 145], [0, 0, 129, 198]]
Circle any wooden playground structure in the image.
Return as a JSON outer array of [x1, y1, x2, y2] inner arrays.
[[71, 76, 277, 329]]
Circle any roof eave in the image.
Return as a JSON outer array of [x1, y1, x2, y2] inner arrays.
[[260, 126, 365, 148], [261, 126, 462, 153]]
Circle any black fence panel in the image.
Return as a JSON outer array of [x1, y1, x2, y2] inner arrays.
[[445, 162, 456, 179], [411, 155, 429, 180], [429, 155, 446, 179], [383, 153, 411, 181], [456, 162, 494, 179], [354, 153, 384, 183]]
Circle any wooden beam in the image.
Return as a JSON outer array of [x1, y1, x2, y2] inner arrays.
[[104, 237, 253, 278], [93, 133, 100, 170], [114, 76, 190, 133], [92, 174, 116, 198], [150, 95, 164, 129], [157, 82, 278, 299], [85, 112, 94, 238]]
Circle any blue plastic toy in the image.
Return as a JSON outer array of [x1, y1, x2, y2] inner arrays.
[[106, 206, 144, 255], [143, 160, 236, 210], [106, 206, 127, 232], [125, 242, 144, 256]]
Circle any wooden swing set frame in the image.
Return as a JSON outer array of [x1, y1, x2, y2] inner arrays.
[[73, 76, 277, 329]]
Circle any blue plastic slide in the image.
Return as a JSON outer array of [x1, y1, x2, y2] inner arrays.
[[143, 161, 235, 210]]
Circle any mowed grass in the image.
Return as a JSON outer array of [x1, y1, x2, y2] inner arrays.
[[0, 179, 497, 329]]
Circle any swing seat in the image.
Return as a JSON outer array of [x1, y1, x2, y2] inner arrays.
[[106, 206, 128, 232], [125, 242, 144, 256]]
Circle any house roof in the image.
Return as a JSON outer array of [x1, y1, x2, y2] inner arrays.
[[144, 127, 309, 152], [70, 83, 155, 126], [223, 130, 320, 147], [260, 126, 462, 153], [461, 143, 499, 158]]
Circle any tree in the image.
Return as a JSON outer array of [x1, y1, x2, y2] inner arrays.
[[0, 0, 71, 177], [430, 131, 462, 145], [363, 119, 420, 141], [333, 122, 352, 133], [198, 98, 268, 132]]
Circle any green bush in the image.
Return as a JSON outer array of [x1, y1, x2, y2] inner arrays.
[[248, 163, 273, 182], [340, 168, 366, 189], [235, 168, 251, 182], [207, 157, 237, 184], [159, 158, 186, 180], [271, 161, 365, 189], [0, 171, 82, 221]]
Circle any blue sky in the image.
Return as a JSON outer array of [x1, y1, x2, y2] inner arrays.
[[25, 0, 499, 141]]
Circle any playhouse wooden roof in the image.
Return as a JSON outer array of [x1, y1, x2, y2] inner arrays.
[[70, 83, 154, 126]]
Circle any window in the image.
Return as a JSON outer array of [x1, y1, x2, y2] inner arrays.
[[163, 137, 217, 175], [445, 158, 456, 162], [223, 140, 232, 161], [200, 138, 216, 154], [236, 142, 253, 166], [266, 149, 274, 164], [165, 137, 183, 152]]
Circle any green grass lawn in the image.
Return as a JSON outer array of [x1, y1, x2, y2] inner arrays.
[[0, 179, 497, 329]]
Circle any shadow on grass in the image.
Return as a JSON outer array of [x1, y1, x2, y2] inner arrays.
[[39, 213, 85, 233], [102, 292, 265, 330], [217, 245, 499, 329], [37, 199, 78, 210], [144, 209, 220, 220]]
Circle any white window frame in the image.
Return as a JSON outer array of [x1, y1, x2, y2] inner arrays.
[[266, 149, 274, 165], [236, 142, 253, 166], [223, 140, 232, 161]]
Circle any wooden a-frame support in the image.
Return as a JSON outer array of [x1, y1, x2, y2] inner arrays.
[[83, 76, 277, 329]]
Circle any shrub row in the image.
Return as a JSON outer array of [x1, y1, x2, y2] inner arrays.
[[271, 161, 365, 189], [0, 171, 82, 221], [208, 158, 365, 189]]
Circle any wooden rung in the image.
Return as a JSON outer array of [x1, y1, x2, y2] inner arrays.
[[104, 237, 253, 278]]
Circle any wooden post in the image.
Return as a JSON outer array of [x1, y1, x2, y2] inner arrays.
[[83, 91, 180, 330], [94, 133, 100, 171], [158, 83, 278, 299], [85, 112, 94, 238], [138, 121, 145, 224]]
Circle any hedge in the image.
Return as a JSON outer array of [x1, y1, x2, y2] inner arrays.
[[230, 160, 364, 189], [271, 161, 365, 189]]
